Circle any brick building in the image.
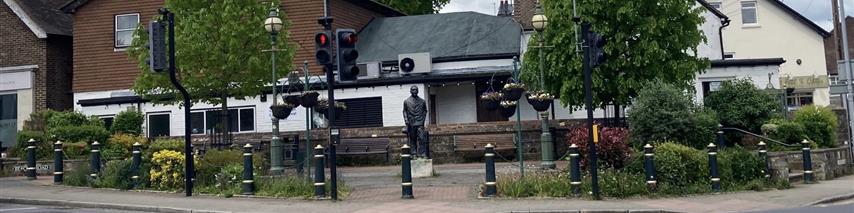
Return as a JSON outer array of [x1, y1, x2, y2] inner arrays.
[[0, 0, 73, 150]]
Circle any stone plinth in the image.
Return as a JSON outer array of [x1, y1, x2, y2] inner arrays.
[[411, 158, 434, 178]]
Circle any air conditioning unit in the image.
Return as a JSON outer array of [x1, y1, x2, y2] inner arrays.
[[357, 62, 381, 79], [398, 52, 431, 75]]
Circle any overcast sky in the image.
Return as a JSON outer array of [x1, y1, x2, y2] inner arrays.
[[439, 0, 854, 31]]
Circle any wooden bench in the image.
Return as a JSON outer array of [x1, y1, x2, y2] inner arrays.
[[336, 138, 391, 162], [452, 134, 517, 152]]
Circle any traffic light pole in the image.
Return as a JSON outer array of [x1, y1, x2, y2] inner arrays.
[[319, 14, 338, 200], [581, 23, 601, 200], [160, 8, 193, 197]]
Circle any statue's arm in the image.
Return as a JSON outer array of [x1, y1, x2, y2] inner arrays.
[[403, 101, 409, 125]]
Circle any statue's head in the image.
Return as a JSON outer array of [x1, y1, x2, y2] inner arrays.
[[410, 86, 418, 96]]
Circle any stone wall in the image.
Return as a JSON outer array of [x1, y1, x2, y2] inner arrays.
[[768, 146, 854, 181], [191, 119, 586, 165], [0, 158, 87, 177]]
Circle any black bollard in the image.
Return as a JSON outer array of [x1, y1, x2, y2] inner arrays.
[[54, 141, 63, 184], [708, 143, 720, 192], [313, 144, 326, 198], [483, 143, 497, 197], [758, 141, 770, 179], [90, 141, 101, 178], [801, 139, 814, 183], [26, 139, 36, 180], [643, 143, 657, 192], [242, 143, 255, 195], [401, 144, 414, 199], [569, 143, 581, 196], [716, 124, 725, 149], [131, 142, 142, 188]]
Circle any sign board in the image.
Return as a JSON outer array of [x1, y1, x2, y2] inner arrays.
[[0, 71, 32, 91], [592, 124, 599, 144], [781, 75, 829, 89], [838, 60, 853, 80]]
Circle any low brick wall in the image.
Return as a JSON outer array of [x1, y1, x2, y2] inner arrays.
[[190, 119, 586, 165], [0, 158, 88, 176], [768, 145, 854, 181]]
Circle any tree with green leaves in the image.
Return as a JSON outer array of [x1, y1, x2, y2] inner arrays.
[[128, 0, 295, 140], [521, 0, 709, 111], [376, 0, 450, 15], [704, 79, 780, 133]]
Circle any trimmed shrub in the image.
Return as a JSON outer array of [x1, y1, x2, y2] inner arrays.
[[793, 105, 838, 148], [47, 111, 102, 128], [103, 133, 147, 159], [717, 147, 763, 188], [196, 149, 265, 186], [149, 150, 185, 190], [704, 79, 780, 134], [11, 131, 50, 159], [111, 109, 144, 135], [766, 120, 806, 145], [146, 138, 184, 158], [628, 82, 718, 149], [568, 126, 632, 170], [64, 142, 90, 159], [22, 109, 57, 131], [653, 142, 708, 188], [48, 125, 110, 145]]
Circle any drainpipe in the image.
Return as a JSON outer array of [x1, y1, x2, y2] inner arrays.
[[718, 18, 730, 59]]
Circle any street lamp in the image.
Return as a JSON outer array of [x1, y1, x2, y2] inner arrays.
[[532, 2, 555, 169], [265, 7, 285, 175]]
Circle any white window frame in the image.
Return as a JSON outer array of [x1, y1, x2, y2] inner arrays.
[[114, 13, 140, 49], [146, 112, 171, 137], [98, 115, 116, 129], [740, 1, 759, 26], [189, 106, 256, 135], [708, 1, 722, 10]]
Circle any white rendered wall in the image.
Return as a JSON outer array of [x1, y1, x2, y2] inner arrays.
[[694, 64, 780, 103]]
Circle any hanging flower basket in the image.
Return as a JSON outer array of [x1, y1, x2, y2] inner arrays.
[[502, 83, 526, 101], [500, 101, 517, 118], [526, 91, 554, 112], [283, 95, 302, 106], [314, 99, 347, 117], [480, 92, 504, 111], [300, 91, 320, 108], [270, 103, 295, 119]]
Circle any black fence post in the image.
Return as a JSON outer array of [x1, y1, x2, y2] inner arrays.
[[313, 144, 326, 198], [708, 143, 720, 192], [54, 141, 63, 184], [131, 142, 142, 188], [90, 141, 101, 179], [483, 143, 497, 198], [568, 143, 581, 196], [801, 139, 814, 184], [643, 143, 657, 192], [26, 139, 36, 180], [242, 144, 255, 195], [758, 141, 770, 179], [401, 144, 414, 199]]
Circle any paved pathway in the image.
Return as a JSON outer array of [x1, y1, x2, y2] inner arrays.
[[0, 162, 852, 213]]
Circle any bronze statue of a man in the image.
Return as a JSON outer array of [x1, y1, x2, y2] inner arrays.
[[403, 86, 430, 158]]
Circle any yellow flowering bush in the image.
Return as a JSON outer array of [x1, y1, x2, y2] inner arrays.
[[150, 150, 185, 190]]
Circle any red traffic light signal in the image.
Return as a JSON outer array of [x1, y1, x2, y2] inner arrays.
[[336, 29, 360, 82], [316, 33, 329, 46], [314, 31, 332, 65]]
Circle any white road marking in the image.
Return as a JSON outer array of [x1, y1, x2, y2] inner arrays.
[[0, 207, 39, 212]]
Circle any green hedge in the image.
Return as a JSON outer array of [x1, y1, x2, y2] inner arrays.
[[793, 105, 837, 148], [704, 79, 781, 134], [111, 109, 144, 136], [628, 82, 718, 149], [10, 131, 50, 159]]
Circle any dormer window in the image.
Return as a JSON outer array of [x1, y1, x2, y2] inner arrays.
[[115, 13, 140, 48]]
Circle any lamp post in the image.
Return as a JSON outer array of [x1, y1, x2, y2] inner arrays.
[[264, 7, 285, 175], [532, 2, 555, 169]]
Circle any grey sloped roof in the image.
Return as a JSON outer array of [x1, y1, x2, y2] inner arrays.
[[357, 12, 522, 63], [9, 0, 72, 36]]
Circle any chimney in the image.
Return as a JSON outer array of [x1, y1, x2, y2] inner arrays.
[[498, 0, 512, 17]]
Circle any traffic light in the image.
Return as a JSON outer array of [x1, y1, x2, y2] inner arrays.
[[336, 29, 359, 82], [314, 31, 332, 65], [147, 20, 167, 72], [587, 31, 606, 68]]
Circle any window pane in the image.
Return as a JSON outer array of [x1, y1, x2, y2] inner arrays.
[[148, 114, 170, 137], [741, 2, 757, 24], [206, 110, 222, 133], [116, 15, 138, 30], [228, 109, 238, 132], [240, 109, 255, 131], [190, 112, 205, 134], [101, 117, 114, 130], [0, 94, 16, 120], [115, 31, 133, 47]]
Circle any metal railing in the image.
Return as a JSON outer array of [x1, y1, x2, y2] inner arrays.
[[720, 127, 798, 147]]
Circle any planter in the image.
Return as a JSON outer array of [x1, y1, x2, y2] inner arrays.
[[483, 99, 500, 111], [527, 97, 553, 112], [283, 95, 302, 106], [270, 104, 294, 119], [503, 87, 525, 101], [300, 92, 319, 108], [500, 104, 517, 118]]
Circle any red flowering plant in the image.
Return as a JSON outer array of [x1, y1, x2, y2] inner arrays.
[[566, 124, 632, 170]]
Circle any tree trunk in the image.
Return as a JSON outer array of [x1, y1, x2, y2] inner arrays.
[[221, 93, 231, 145]]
